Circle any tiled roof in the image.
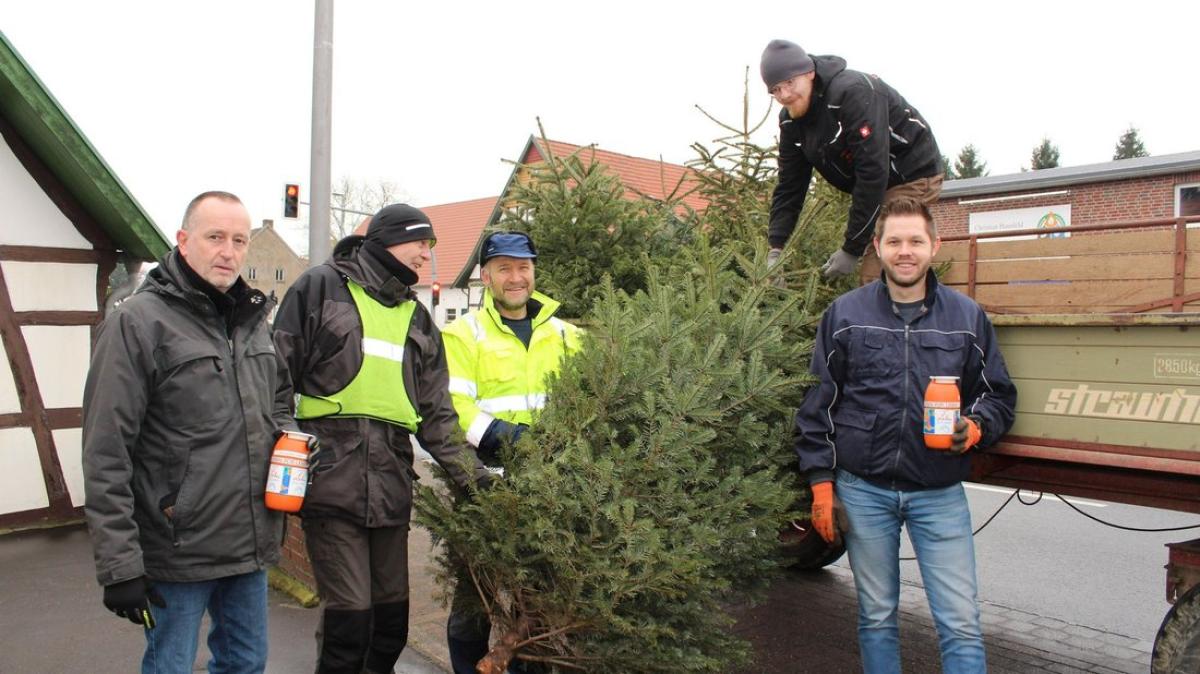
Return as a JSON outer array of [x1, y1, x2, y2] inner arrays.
[[527, 138, 708, 214], [415, 196, 498, 287], [451, 136, 711, 287]]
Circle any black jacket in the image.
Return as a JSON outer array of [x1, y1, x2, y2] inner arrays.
[[83, 250, 294, 585], [272, 236, 491, 527], [793, 271, 1016, 490], [768, 55, 942, 256]]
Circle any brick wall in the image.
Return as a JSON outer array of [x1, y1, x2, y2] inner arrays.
[[932, 170, 1200, 235], [277, 515, 316, 590]]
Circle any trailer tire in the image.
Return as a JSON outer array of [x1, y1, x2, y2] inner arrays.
[[1153, 582, 1200, 674], [778, 511, 846, 570]]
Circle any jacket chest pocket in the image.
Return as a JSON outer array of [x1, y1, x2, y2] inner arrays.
[[239, 335, 279, 400], [916, 332, 969, 379], [478, 346, 520, 387], [155, 344, 231, 429], [849, 330, 896, 378]]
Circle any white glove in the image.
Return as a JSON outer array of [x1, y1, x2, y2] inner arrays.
[[766, 248, 783, 269], [820, 249, 860, 280]]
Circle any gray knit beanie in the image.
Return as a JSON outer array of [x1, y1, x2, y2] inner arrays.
[[760, 39, 814, 89]]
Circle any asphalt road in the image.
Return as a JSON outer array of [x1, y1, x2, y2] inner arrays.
[[0, 525, 443, 674], [831, 482, 1200, 643]]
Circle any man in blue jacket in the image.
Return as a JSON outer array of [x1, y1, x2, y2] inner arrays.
[[761, 39, 943, 280], [793, 198, 1016, 672]]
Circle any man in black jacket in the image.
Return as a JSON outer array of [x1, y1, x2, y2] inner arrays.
[[273, 204, 493, 674], [793, 198, 1016, 671], [761, 39, 944, 279], [83, 191, 296, 672]]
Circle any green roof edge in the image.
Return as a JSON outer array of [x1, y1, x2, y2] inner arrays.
[[0, 31, 168, 261]]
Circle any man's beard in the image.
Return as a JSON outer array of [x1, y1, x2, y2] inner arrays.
[[882, 262, 927, 288]]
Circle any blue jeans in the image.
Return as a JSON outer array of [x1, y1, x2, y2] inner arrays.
[[142, 570, 268, 674], [836, 470, 985, 674]]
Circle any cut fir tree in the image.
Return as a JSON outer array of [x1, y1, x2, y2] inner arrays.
[[415, 242, 824, 673]]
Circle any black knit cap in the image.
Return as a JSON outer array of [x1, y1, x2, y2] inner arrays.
[[365, 203, 437, 248], [760, 39, 815, 89]]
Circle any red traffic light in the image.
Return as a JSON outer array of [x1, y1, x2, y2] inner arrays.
[[283, 183, 300, 218], [431, 281, 441, 307]]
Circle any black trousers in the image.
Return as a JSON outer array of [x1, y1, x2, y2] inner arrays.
[[304, 518, 410, 673]]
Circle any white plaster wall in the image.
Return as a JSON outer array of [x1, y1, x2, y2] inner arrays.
[[0, 140, 91, 249], [0, 341, 22, 415], [53, 427, 85, 507], [22, 325, 91, 409], [0, 427, 49, 514], [2, 261, 98, 312]]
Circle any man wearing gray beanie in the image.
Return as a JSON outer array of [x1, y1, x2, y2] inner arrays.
[[760, 39, 943, 279], [273, 204, 494, 673]]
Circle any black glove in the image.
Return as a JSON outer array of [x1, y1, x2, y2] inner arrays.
[[103, 576, 166, 628], [304, 434, 328, 476]]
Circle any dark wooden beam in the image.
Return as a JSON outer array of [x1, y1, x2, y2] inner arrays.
[[15, 311, 102, 326], [0, 245, 115, 264], [0, 264, 72, 516]]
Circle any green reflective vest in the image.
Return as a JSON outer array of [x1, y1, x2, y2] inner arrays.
[[296, 281, 421, 431]]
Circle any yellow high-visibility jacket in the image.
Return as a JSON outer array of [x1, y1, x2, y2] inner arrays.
[[442, 289, 582, 447]]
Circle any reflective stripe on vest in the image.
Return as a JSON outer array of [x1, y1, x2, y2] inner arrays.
[[295, 280, 422, 431]]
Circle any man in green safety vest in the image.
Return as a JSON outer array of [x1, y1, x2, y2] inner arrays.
[[273, 204, 493, 674], [440, 230, 582, 674]]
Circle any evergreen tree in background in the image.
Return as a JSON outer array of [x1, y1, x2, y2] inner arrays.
[[496, 121, 692, 319], [687, 69, 848, 277], [1113, 125, 1149, 160], [1030, 137, 1061, 170], [953, 144, 989, 179], [942, 154, 956, 180]]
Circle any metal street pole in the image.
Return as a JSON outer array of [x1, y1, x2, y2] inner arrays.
[[308, 0, 333, 267]]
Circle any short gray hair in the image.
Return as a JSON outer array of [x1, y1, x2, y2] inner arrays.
[[181, 191, 243, 230]]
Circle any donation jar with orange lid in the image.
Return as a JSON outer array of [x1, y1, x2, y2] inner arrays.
[[923, 376, 961, 450], [265, 431, 315, 512]]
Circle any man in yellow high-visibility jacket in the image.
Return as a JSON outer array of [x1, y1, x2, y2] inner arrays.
[[440, 231, 582, 674]]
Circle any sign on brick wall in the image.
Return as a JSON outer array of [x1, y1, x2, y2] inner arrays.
[[968, 204, 1071, 241]]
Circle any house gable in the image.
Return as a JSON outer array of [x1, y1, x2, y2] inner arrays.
[[452, 136, 707, 287]]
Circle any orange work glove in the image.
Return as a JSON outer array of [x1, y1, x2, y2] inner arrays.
[[810, 481, 838, 545], [950, 416, 983, 454]]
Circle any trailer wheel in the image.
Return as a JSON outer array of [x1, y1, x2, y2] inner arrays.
[[779, 500, 846, 570], [1153, 583, 1200, 673]]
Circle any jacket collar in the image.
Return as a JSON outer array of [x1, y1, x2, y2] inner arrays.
[[142, 249, 269, 328], [873, 269, 940, 317], [328, 235, 417, 307]]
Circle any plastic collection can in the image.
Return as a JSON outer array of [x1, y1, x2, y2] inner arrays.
[[265, 431, 315, 512], [923, 376, 961, 450]]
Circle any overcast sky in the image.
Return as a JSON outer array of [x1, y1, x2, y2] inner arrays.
[[3, 1, 1198, 252]]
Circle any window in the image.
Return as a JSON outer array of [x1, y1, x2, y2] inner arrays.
[[247, 267, 257, 281], [1177, 183, 1200, 228], [275, 268, 285, 282], [445, 308, 458, 322]]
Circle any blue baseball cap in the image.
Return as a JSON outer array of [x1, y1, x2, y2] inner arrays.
[[480, 231, 537, 266]]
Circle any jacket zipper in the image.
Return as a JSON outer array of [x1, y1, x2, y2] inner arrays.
[[891, 324, 911, 489], [227, 328, 263, 566]]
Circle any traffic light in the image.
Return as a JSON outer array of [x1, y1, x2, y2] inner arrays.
[[431, 281, 441, 308], [283, 184, 300, 218]]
